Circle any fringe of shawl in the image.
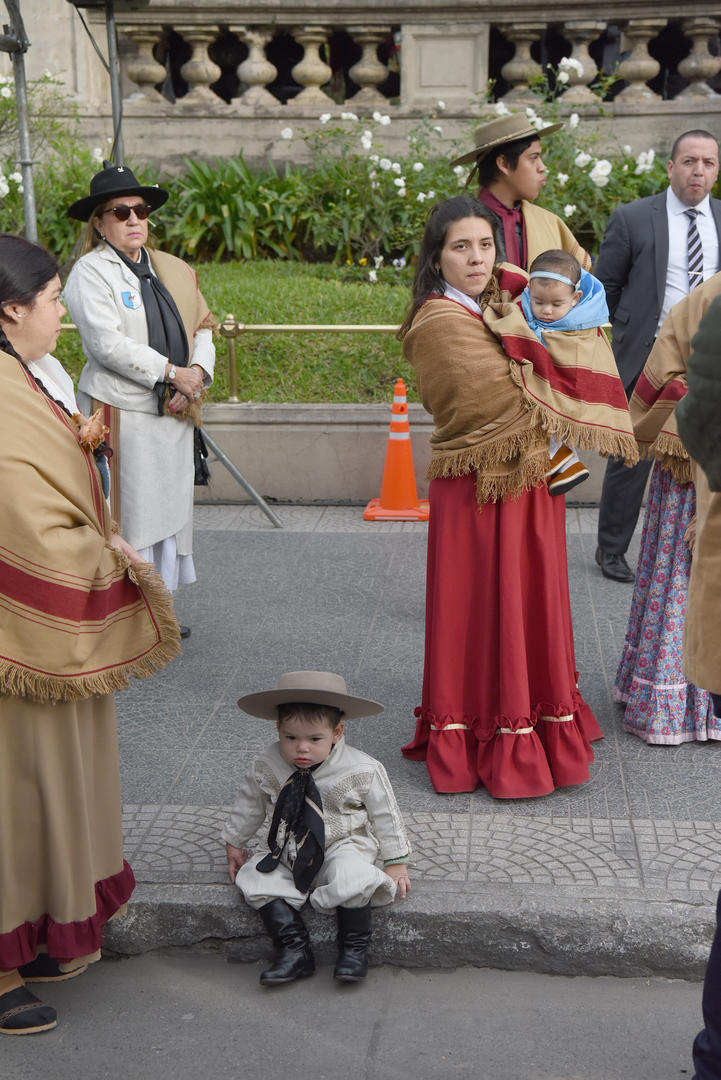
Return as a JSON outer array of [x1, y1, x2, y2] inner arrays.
[[427, 428, 551, 504], [507, 362, 640, 464], [0, 557, 181, 706], [637, 430, 693, 485]]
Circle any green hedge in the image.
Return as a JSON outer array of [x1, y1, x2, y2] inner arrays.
[[56, 260, 416, 403], [6, 71, 710, 403]]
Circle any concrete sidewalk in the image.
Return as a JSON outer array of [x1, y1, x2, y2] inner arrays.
[[105, 504, 721, 979]]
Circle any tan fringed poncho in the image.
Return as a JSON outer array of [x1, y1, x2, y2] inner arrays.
[[0, 349, 180, 703], [403, 265, 637, 504], [149, 248, 217, 429], [522, 201, 592, 271], [403, 294, 551, 504], [483, 304, 638, 466], [627, 272, 721, 693], [629, 274, 721, 484]]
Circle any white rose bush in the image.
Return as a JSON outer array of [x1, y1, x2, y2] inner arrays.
[[0, 73, 128, 266], [0, 59, 689, 274], [280, 113, 463, 275], [508, 62, 672, 250]]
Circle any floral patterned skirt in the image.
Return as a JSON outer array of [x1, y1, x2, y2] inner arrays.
[[614, 462, 716, 744]]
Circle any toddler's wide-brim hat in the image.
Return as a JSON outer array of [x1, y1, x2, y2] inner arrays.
[[237, 670, 384, 720], [449, 113, 564, 168], [67, 160, 169, 221]]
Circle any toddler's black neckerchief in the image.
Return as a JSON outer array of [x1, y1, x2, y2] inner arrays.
[[256, 763, 325, 891]]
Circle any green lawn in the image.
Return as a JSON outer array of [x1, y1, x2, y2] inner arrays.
[[56, 260, 417, 403]]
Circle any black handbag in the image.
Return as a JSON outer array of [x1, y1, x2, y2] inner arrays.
[[194, 428, 210, 486]]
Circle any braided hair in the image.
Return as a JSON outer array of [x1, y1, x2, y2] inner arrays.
[[0, 234, 81, 422], [0, 233, 59, 333], [0, 234, 112, 486], [0, 234, 78, 418]]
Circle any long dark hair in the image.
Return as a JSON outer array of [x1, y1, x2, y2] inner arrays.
[[398, 196, 500, 339], [0, 233, 59, 362]]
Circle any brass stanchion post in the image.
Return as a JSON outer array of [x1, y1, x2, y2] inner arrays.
[[218, 313, 241, 403]]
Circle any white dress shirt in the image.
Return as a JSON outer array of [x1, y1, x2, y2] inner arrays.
[[659, 187, 719, 332]]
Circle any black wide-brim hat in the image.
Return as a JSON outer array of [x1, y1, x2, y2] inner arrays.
[[67, 161, 169, 221], [237, 671, 384, 721]]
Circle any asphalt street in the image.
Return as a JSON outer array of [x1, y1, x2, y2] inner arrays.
[[2, 953, 703, 1080]]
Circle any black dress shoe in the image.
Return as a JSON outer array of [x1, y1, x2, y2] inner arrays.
[[595, 547, 635, 583], [179, 625, 191, 639]]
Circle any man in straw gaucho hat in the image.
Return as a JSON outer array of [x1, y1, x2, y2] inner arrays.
[[222, 671, 410, 986], [450, 112, 591, 273]]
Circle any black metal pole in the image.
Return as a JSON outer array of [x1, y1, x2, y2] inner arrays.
[[2, 0, 37, 242], [200, 429, 283, 528], [105, 0, 124, 164], [11, 42, 36, 241]]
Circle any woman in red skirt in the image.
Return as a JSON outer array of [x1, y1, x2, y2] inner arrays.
[[399, 196, 605, 798]]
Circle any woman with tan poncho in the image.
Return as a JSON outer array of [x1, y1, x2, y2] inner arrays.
[[399, 196, 636, 798], [64, 162, 216, 638], [0, 235, 179, 1034], [614, 273, 721, 743]]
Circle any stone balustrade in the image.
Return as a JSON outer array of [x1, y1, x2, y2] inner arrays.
[[114, 7, 721, 113]]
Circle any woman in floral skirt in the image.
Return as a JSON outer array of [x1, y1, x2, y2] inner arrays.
[[614, 277, 721, 743]]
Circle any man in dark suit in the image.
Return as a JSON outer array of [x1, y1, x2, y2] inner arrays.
[[593, 129, 721, 581]]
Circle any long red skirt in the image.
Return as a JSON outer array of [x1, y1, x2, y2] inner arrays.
[[403, 474, 602, 798]]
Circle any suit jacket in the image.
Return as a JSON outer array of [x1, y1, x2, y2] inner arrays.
[[593, 190, 721, 389]]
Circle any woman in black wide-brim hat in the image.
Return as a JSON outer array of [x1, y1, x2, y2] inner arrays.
[[63, 162, 216, 637]]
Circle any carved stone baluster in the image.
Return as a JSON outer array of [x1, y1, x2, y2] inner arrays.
[[231, 26, 279, 108], [348, 27, 390, 106], [615, 20, 665, 103], [291, 26, 333, 105], [500, 24, 544, 103], [123, 26, 167, 101], [560, 21, 604, 104], [677, 17, 721, 99], [177, 26, 224, 105]]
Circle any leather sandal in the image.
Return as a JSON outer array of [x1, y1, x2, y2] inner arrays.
[[0, 986, 57, 1035], [19, 955, 88, 983]]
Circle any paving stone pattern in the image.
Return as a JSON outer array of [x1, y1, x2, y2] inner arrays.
[[117, 505, 721, 911]]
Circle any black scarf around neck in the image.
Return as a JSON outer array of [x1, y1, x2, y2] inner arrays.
[[257, 764, 325, 892], [108, 243, 189, 414]]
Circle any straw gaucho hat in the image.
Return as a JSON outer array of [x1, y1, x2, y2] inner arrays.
[[449, 113, 564, 169], [237, 671, 384, 720]]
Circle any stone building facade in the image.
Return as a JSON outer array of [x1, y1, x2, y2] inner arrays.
[[7, 0, 721, 171]]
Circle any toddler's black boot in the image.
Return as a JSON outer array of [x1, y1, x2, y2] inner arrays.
[[258, 899, 315, 986], [334, 904, 371, 982]]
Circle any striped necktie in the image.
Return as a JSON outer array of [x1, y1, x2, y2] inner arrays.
[[686, 208, 704, 291]]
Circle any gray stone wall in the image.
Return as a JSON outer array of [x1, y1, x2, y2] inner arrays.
[[8, 1, 721, 170]]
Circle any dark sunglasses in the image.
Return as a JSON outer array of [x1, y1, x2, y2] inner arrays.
[[100, 203, 153, 221]]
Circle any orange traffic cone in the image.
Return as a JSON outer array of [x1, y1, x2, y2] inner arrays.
[[364, 378, 430, 521]]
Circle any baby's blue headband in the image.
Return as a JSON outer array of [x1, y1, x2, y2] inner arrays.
[[528, 271, 579, 288]]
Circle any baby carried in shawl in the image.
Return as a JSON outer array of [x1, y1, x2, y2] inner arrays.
[[483, 265, 639, 471]]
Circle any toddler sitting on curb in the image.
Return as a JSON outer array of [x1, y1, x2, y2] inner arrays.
[[222, 670, 411, 986]]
